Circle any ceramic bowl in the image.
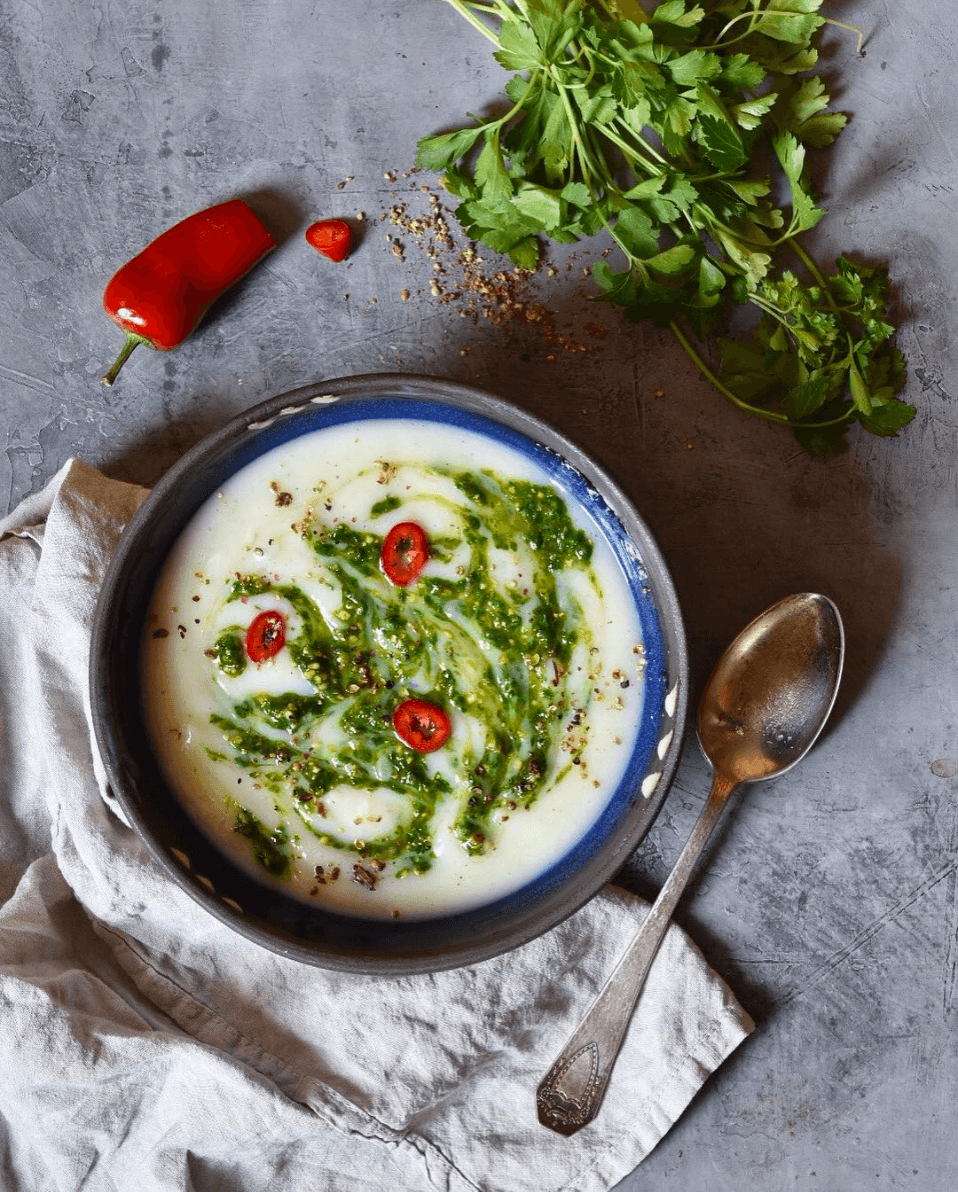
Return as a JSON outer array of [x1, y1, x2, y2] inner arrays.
[[90, 374, 688, 974]]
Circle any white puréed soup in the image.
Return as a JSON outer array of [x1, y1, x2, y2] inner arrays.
[[141, 417, 648, 919]]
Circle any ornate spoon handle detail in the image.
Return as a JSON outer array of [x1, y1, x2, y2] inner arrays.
[[536, 773, 736, 1135]]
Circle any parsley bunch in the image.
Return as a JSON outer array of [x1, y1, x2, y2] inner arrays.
[[416, 0, 913, 453]]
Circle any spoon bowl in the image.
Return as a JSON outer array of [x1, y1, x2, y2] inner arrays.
[[536, 593, 844, 1135], [697, 592, 844, 787]]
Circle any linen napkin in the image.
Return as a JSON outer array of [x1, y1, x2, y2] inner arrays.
[[0, 458, 753, 1192]]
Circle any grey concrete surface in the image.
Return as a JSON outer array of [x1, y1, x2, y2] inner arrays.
[[2, 1, 956, 1187]]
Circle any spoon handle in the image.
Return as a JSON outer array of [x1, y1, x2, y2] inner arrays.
[[536, 771, 738, 1136]]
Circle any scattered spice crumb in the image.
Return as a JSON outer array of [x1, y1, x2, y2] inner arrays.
[[352, 863, 378, 890], [377, 179, 610, 357]]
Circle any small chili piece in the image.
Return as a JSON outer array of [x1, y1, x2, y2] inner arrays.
[[305, 219, 352, 262], [381, 521, 429, 586], [245, 610, 286, 663], [102, 198, 276, 386], [393, 699, 451, 753]]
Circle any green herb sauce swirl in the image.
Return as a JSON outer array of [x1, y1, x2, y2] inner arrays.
[[209, 465, 603, 880]]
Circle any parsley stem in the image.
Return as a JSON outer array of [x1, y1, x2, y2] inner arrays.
[[510, 0, 535, 26], [668, 320, 790, 424], [711, 8, 821, 50], [728, 219, 801, 253], [490, 86, 537, 135], [605, 119, 669, 171], [709, 9, 863, 54], [549, 66, 600, 190], [670, 320, 855, 429], [748, 294, 789, 321], [592, 0, 650, 23], [439, 0, 500, 45], [825, 19, 865, 56], [792, 240, 842, 317], [562, 58, 597, 90]]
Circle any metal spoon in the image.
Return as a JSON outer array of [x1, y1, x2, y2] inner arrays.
[[536, 592, 844, 1135]]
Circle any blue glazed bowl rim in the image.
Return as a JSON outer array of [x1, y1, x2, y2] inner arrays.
[[90, 373, 689, 974]]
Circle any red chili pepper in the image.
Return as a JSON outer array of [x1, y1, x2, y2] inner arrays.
[[245, 610, 286, 663], [102, 198, 275, 386], [381, 522, 429, 586], [305, 219, 352, 262], [393, 699, 451, 753]]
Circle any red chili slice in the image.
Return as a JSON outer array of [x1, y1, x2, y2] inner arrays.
[[393, 699, 451, 753], [305, 219, 352, 262], [381, 521, 429, 586], [245, 610, 286, 662]]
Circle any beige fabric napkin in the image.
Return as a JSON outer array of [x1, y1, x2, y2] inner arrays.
[[0, 458, 753, 1192]]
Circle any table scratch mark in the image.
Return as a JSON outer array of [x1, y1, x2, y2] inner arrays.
[[632, 363, 644, 450], [915, 83, 958, 168], [940, 804, 958, 1018], [0, 363, 56, 395], [942, 877, 958, 1018], [775, 856, 958, 1008]]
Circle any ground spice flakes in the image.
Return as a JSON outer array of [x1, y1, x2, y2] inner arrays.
[[380, 174, 613, 357]]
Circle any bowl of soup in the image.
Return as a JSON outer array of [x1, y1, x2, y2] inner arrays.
[[91, 374, 688, 973]]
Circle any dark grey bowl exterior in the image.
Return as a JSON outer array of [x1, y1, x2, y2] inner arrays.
[[90, 374, 688, 975]]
